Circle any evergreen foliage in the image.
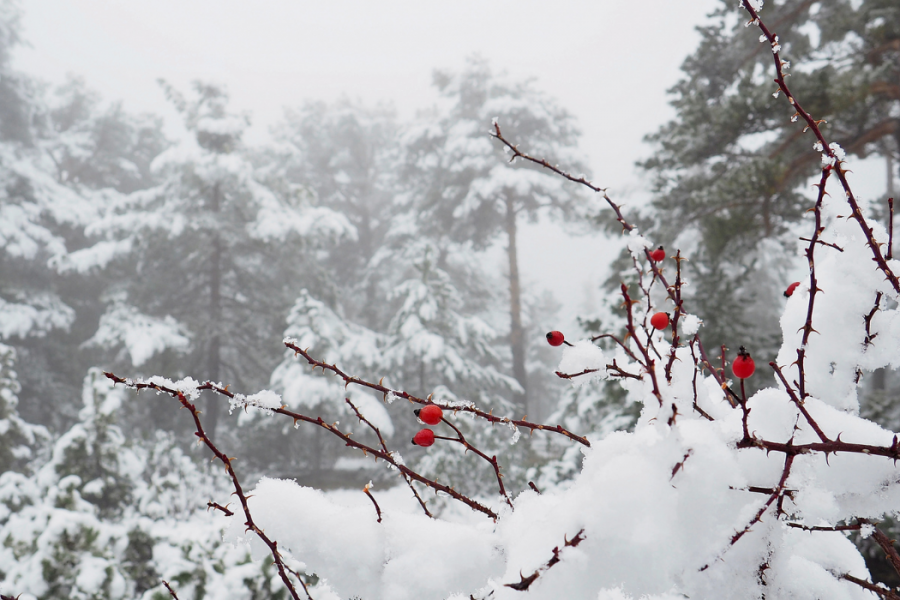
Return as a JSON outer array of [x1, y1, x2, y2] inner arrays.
[[639, 0, 900, 363]]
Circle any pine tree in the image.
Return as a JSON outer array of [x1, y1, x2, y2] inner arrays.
[[73, 82, 351, 441], [0, 368, 289, 600], [639, 0, 900, 364], [401, 57, 593, 416], [0, 343, 49, 474], [271, 99, 399, 330]]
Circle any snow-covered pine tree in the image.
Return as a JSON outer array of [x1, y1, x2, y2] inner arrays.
[[271, 99, 399, 331], [638, 0, 900, 367], [0, 368, 290, 600], [0, 343, 49, 475], [69, 82, 352, 441], [400, 57, 595, 416]]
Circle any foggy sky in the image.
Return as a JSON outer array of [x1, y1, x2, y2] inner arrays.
[[16, 0, 727, 329]]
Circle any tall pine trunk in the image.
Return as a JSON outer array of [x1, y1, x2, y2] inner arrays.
[[504, 195, 527, 412], [206, 182, 222, 441]]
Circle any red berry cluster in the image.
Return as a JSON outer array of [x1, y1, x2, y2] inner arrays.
[[411, 404, 444, 447]]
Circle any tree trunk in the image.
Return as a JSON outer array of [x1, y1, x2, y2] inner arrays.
[[206, 182, 222, 441], [504, 195, 528, 413]]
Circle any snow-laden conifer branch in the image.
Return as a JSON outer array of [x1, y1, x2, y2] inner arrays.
[[103, 372, 313, 600], [283, 340, 591, 447]]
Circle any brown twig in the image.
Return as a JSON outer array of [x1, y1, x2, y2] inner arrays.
[[664, 250, 685, 383], [104, 373, 309, 600], [492, 121, 682, 310], [688, 339, 715, 421], [107, 373, 498, 520], [769, 362, 830, 443], [502, 530, 586, 591], [345, 398, 432, 518], [206, 501, 234, 517], [694, 336, 738, 408], [723, 453, 795, 558], [439, 416, 514, 509], [671, 451, 692, 480], [284, 341, 590, 447], [163, 581, 181, 600], [363, 482, 382, 524], [555, 368, 600, 380], [796, 168, 830, 400], [620, 283, 663, 406], [842, 573, 900, 600], [888, 197, 894, 260], [785, 522, 862, 532], [590, 333, 640, 363], [864, 293, 883, 348], [862, 519, 900, 580], [798, 236, 843, 252]]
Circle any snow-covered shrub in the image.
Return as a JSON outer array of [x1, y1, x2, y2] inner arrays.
[[0, 369, 297, 600]]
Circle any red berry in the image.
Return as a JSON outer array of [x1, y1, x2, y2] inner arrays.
[[650, 312, 670, 330], [649, 246, 666, 262], [784, 282, 800, 298], [411, 428, 435, 447], [732, 346, 756, 379], [546, 331, 565, 347], [416, 404, 443, 425]]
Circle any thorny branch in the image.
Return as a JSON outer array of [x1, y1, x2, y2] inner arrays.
[[796, 168, 831, 400], [620, 283, 663, 406], [103, 373, 311, 600], [842, 574, 900, 600], [345, 397, 432, 518], [437, 415, 514, 509], [862, 519, 900, 581], [207, 501, 234, 517], [108, 374, 498, 520], [502, 529, 586, 592], [664, 250, 685, 383], [769, 362, 830, 443], [162, 581, 181, 600], [285, 340, 590, 447], [491, 121, 682, 310], [590, 332, 641, 363]]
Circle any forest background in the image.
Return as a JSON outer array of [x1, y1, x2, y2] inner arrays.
[[1, 0, 899, 598]]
